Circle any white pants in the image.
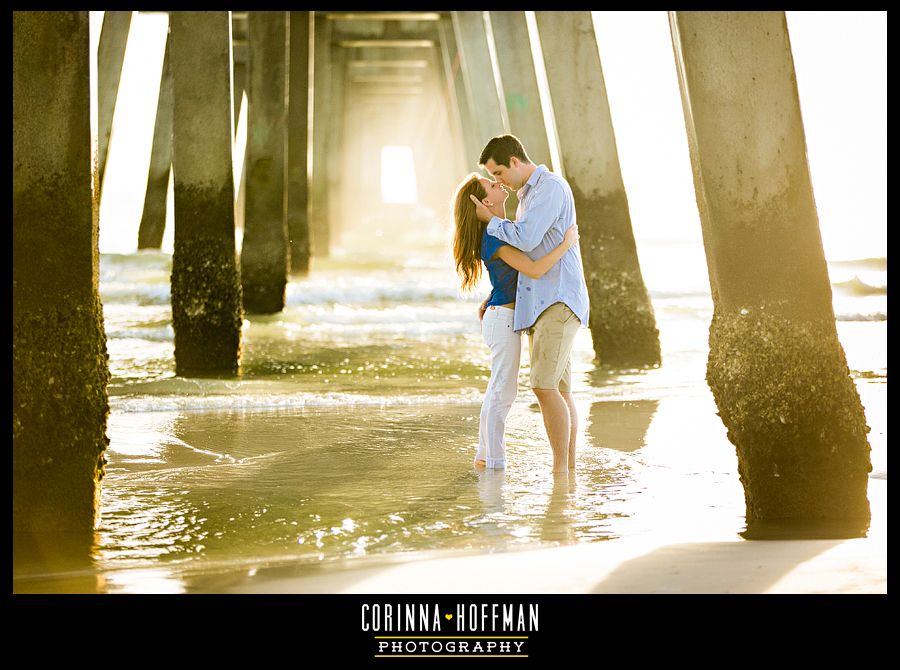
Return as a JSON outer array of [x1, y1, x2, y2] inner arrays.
[[476, 305, 521, 468]]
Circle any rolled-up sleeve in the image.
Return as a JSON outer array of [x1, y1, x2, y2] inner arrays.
[[485, 181, 564, 253]]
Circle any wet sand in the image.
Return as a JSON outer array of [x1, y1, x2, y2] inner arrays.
[[188, 528, 886, 594], [165, 474, 888, 595]]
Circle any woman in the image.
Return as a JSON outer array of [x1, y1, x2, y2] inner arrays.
[[452, 173, 579, 469]]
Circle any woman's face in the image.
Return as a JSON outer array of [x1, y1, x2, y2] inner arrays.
[[478, 177, 509, 206]]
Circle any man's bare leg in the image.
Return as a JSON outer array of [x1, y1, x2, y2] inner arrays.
[[561, 392, 577, 470], [533, 388, 570, 473]]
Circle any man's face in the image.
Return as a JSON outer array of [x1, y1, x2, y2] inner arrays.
[[484, 156, 525, 191]]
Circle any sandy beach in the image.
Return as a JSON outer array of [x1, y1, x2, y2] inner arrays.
[[170, 475, 887, 595], [225, 539, 884, 595]]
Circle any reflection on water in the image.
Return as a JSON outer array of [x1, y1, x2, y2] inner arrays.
[[12, 239, 887, 593], [588, 400, 660, 452], [94, 406, 635, 569]]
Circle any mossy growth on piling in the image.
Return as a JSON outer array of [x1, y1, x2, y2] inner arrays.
[[240, 198, 289, 314], [573, 187, 661, 368], [585, 262, 661, 368], [13, 293, 111, 537], [707, 306, 871, 525], [240, 252, 288, 315], [171, 235, 243, 377]]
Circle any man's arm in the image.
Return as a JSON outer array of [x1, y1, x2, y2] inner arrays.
[[483, 182, 564, 253]]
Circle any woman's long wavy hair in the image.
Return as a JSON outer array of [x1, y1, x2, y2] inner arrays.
[[452, 173, 488, 293]]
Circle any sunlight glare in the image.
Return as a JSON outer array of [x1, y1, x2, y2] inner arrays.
[[381, 145, 418, 204]]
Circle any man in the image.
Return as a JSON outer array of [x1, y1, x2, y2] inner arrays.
[[470, 134, 589, 474]]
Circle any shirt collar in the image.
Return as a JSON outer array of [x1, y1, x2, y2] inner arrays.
[[518, 164, 547, 198]]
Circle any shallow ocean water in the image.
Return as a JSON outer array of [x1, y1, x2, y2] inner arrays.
[[13, 230, 887, 593]]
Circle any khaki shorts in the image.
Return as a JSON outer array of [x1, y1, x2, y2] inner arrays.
[[525, 302, 580, 391]]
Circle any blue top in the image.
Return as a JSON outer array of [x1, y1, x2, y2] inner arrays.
[[481, 230, 518, 307], [486, 164, 590, 332]]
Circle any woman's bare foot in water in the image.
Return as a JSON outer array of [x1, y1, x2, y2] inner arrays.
[[473, 458, 486, 469]]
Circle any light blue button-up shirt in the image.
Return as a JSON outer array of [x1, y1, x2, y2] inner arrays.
[[486, 164, 590, 333]]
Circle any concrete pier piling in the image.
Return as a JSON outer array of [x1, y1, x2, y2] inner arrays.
[[241, 11, 289, 314], [439, 14, 481, 173], [170, 11, 243, 374], [489, 11, 552, 216], [452, 12, 508, 143], [534, 11, 661, 368], [232, 12, 248, 137], [453, 9, 514, 216], [326, 42, 347, 243], [310, 13, 333, 258], [232, 12, 249, 232], [435, 17, 472, 178], [13, 11, 111, 549], [97, 10, 132, 192], [488, 11, 552, 167], [287, 11, 312, 276], [137, 31, 172, 250], [669, 11, 871, 531]]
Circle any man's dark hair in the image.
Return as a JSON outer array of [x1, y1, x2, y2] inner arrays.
[[479, 134, 531, 168]]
